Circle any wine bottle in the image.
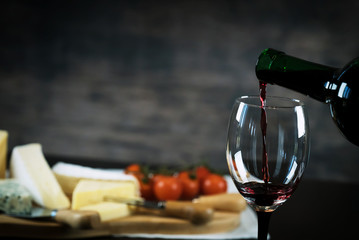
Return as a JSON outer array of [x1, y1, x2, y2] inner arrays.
[[255, 48, 359, 146]]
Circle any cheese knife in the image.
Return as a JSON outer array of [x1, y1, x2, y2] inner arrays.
[[4, 208, 102, 229], [104, 196, 214, 225]]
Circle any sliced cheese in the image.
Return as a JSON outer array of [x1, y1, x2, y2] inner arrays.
[[80, 202, 130, 222], [72, 179, 138, 210], [52, 162, 139, 196], [10, 143, 70, 209], [0, 130, 8, 179]]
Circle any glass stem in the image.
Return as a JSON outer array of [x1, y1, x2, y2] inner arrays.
[[257, 211, 272, 240]]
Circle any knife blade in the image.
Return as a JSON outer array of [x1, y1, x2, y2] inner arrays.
[[104, 196, 214, 225], [5, 207, 101, 229]]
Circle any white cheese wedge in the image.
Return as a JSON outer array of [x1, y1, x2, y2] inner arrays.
[[52, 162, 139, 196], [10, 143, 70, 209], [0, 130, 8, 179], [80, 202, 130, 222], [72, 179, 138, 210]]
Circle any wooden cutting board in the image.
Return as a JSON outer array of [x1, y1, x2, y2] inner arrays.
[[0, 210, 242, 239]]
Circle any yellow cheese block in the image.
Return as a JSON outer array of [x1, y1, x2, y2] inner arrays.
[[10, 143, 70, 209], [72, 179, 138, 210], [0, 130, 8, 179], [52, 162, 139, 196], [80, 202, 131, 222]]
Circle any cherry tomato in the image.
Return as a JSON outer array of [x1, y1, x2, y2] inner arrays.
[[126, 167, 145, 186], [125, 164, 154, 200], [177, 171, 199, 200], [139, 179, 154, 200], [149, 174, 165, 188], [201, 174, 227, 195], [196, 166, 211, 183], [153, 176, 183, 201], [125, 164, 141, 174]]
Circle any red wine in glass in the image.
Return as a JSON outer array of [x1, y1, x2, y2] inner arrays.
[[226, 90, 310, 240]]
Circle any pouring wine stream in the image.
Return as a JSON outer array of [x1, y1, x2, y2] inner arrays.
[[258, 80, 272, 240]]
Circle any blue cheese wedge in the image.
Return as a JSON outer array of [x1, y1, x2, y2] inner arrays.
[[0, 179, 32, 214]]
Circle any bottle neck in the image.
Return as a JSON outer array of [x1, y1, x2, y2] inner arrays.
[[256, 48, 339, 102]]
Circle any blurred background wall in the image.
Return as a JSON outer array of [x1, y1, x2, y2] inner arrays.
[[1, 0, 359, 182]]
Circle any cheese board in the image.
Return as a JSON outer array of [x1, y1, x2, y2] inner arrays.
[[0, 141, 254, 239], [0, 208, 242, 239]]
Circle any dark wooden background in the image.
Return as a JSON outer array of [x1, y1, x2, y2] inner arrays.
[[1, 0, 359, 182]]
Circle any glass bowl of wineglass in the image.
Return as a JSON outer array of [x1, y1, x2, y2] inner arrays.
[[226, 96, 310, 240]]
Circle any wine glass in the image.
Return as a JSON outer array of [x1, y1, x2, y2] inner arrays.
[[226, 96, 310, 240]]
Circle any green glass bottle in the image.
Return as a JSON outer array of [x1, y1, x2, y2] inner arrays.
[[255, 48, 359, 146]]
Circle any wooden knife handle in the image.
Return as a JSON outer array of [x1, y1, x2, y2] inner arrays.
[[54, 210, 102, 229], [194, 193, 247, 212], [165, 201, 214, 225]]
